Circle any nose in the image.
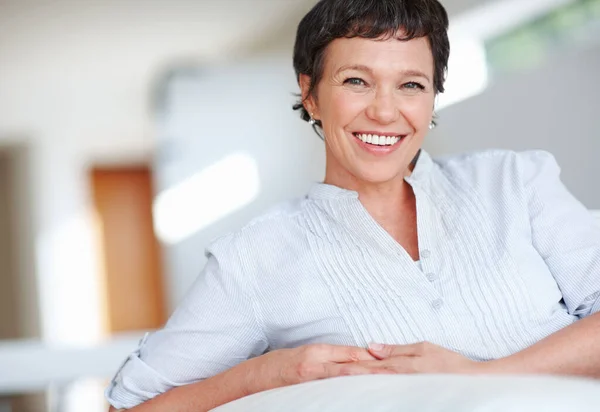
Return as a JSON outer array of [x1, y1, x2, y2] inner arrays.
[[365, 89, 400, 125]]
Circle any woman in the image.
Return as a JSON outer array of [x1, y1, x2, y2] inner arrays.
[[107, 0, 600, 410]]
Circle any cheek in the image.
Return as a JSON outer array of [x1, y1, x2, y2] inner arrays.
[[402, 96, 435, 130], [324, 90, 367, 126]]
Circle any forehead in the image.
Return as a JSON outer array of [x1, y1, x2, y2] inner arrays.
[[324, 35, 434, 75]]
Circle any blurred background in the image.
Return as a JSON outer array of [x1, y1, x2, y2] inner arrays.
[[0, 0, 599, 411]]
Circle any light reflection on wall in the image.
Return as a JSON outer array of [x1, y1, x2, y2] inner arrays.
[[153, 152, 261, 245]]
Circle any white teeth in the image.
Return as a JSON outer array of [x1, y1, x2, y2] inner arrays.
[[355, 133, 401, 146]]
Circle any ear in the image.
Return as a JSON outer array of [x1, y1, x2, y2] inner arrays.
[[299, 74, 320, 120]]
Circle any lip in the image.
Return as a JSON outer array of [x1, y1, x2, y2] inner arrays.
[[351, 132, 407, 156]]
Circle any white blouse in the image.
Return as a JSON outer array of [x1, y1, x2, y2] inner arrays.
[[106, 149, 600, 409]]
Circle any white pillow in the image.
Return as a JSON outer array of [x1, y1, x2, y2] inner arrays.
[[212, 374, 600, 412]]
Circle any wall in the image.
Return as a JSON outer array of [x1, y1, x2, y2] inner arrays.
[[0, 0, 314, 345]]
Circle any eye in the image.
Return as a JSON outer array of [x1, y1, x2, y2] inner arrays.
[[402, 81, 425, 91], [344, 77, 367, 86]]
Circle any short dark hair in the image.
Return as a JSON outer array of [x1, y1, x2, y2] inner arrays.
[[292, 0, 450, 127]]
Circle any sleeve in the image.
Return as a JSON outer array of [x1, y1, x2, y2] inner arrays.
[[522, 151, 600, 318], [104, 235, 269, 409]]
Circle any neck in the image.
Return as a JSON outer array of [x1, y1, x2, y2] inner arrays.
[[322, 150, 421, 253], [324, 165, 415, 224]]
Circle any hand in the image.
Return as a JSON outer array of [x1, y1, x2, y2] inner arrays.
[[360, 342, 483, 374], [247, 344, 392, 394]]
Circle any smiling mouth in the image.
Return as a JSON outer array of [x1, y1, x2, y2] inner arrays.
[[352, 132, 405, 146]]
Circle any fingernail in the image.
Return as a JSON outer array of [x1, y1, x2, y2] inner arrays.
[[369, 342, 385, 351]]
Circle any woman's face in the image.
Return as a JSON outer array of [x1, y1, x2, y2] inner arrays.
[[301, 33, 436, 186]]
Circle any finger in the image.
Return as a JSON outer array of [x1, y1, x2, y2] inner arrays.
[[355, 359, 415, 374], [323, 362, 394, 378], [316, 344, 377, 362], [368, 342, 424, 359]]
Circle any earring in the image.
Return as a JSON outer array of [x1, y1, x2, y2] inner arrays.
[[309, 113, 316, 126], [429, 120, 436, 130]]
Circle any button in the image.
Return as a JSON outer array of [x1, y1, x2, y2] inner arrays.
[[421, 249, 431, 259], [426, 273, 437, 282], [432, 299, 444, 309]]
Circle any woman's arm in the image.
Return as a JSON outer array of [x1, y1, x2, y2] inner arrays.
[[485, 311, 600, 378], [523, 151, 600, 318], [108, 344, 386, 412], [106, 236, 270, 408], [108, 357, 255, 412], [508, 151, 600, 376], [364, 313, 600, 379]]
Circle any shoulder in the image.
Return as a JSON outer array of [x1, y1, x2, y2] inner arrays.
[[206, 197, 308, 258], [432, 149, 560, 189], [204, 197, 312, 284]]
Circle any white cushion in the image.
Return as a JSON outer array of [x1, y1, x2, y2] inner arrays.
[[212, 374, 600, 412]]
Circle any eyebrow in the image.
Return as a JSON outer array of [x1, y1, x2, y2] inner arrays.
[[335, 64, 431, 82]]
